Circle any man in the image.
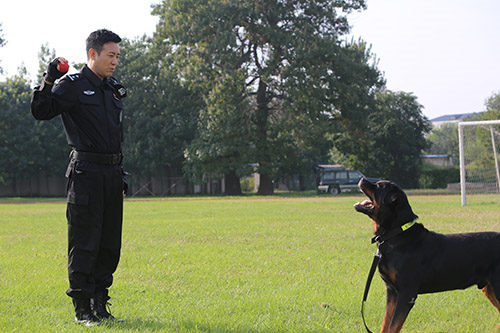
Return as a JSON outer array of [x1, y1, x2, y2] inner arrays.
[[31, 29, 127, 326]]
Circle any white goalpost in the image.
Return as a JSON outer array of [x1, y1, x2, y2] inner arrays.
[[458, 119, 500, 206]]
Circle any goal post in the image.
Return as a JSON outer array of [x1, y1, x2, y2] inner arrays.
[[458, 119, 500, 206]]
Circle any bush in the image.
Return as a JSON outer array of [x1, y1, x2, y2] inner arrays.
[[418, 163, 460, 189], [240, 176, 255, 193]]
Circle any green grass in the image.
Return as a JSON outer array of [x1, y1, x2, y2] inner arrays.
[[1, 193, 500, 332]]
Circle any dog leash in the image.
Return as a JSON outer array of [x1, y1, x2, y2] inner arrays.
[[361, 248, 381, 333], [361, 221, 416, 333]]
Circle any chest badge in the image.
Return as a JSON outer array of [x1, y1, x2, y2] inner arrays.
[[83, 90, 95, 96]]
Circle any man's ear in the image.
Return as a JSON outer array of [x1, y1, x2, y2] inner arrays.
[[88, 48, 97, 61]]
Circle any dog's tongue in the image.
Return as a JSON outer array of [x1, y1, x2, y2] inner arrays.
[[354, 200, 373, 208]]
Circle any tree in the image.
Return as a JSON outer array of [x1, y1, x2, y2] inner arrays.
[[0, 24, 4, 46], [333, 90, 431, 187], [36, 43, 56, 82], [457, 92, 500, 171], [367, 91, 431, 187], [425, 91, 500, 177], [114, 37, 202, 183], [0, 46, 72, 186], [425, 123, 459, 163], [425, 91, 500, 166], [184, 70, 252, 194], [0, 68, 66, 184], [485, 91, 500, 112], [31, 45, 69, 178], [0, 23, 6, 73], [153, 0, 381, 194], [0, 73, 31, 183]]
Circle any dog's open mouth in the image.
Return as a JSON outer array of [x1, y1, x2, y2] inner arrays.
[[354, 199, 374, 214]]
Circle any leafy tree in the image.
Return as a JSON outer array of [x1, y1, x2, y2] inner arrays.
[[369, 91, 431, 187], [485, 91, 500, 112], [0, 67, 66, 184], [459, 92, 500, 171], [0, 73, 32, 183], [114, 37, 202, 182], [184, 70, 252, 194], [0, 46, 72, 186], [0, 23, 5, 73], [326, 40, 385, 171], [425, 123, 459, 163], [425, 91, 500, 175], [36, 43, 56, 82], [0, 25, 4, 45], [32, 46, 69, 178], [153, 0, 381, 194], [334, 91, 430, 187]]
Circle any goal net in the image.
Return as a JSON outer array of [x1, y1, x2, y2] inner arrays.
[[458, 120, 500, 206]]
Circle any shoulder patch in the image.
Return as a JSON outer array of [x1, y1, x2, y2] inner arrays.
[[67, 73, 81, 81]]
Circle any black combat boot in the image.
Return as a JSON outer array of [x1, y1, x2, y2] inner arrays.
[[91, 291, 124, 322], [73, 298, 101, 327]]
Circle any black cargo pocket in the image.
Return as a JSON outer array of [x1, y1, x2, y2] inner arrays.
[[67, 190, 89, 206], [78, 94, 100, 105], [78, 94, 100, 116]]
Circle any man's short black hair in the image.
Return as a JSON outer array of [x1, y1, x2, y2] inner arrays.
[[86, 29, 121, 58]]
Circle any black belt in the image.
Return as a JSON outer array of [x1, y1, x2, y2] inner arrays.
[[71, 150, 122, 165]]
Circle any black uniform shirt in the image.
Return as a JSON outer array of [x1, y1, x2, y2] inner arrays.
[[31, 65, 124, 154]]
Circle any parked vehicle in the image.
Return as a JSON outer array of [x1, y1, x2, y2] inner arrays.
[[315, 165, 379, 194]]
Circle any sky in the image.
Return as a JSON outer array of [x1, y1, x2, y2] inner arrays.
[[0, 0, 160, 79], [1, 0, 499, 120]]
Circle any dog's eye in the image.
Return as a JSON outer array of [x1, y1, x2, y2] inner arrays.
[[390, 193, 399, 204]]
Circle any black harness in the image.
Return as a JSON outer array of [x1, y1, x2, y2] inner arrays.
[[361, 221, 416, 333]]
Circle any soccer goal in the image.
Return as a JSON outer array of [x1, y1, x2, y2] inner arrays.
[[458, 120, 500, 206]]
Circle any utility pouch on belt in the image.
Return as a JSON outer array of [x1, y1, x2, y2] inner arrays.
[[65, 158, 75, 178]]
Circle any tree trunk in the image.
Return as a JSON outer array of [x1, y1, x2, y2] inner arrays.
[[257, 172, 274, 195], [299, 174, 306, 191], [224, 170, 242, 195], [254, 79, 274, 195]]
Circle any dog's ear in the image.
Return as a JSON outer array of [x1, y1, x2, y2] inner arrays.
[[393, 192, 418, 223]]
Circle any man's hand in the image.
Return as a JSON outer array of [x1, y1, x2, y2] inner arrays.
[[123, 176, 129, 197], [45, 57, 69, 84]]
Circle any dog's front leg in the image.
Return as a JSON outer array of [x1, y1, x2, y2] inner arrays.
[[380, 287, 397, 333], [385, 291, 416, 333]]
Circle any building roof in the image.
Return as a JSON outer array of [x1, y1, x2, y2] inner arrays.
[[430, 113, 475, 122]]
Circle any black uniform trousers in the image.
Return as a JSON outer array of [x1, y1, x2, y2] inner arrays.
[[65, 158, 124, 299]]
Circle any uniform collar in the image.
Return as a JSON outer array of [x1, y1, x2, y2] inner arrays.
[[81, 65, 106, 88]]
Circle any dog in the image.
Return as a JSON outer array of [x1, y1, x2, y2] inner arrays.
[[354, 177, 500, 333]]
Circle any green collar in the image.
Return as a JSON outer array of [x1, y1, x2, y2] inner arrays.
[[401, 221, 416, 231]]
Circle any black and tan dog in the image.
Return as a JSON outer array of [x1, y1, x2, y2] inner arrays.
[[354, 177, 500, 333]]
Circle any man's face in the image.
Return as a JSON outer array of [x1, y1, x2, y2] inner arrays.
[[88, 42, 120, 79]]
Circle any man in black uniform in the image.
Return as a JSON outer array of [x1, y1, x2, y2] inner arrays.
[[31, 29, 127, 326]]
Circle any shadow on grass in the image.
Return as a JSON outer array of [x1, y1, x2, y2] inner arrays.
[[100, 318, 165, 331], [105, 317, 276, 332]]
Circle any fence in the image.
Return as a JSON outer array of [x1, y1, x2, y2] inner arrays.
[[0, 175, 225, 197]]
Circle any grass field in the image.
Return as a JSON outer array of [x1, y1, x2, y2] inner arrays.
[[1, 193, 500, 332]]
